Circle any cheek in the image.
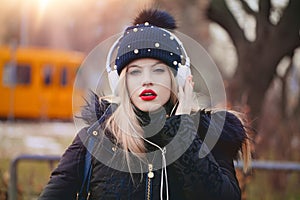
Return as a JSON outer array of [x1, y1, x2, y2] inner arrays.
[[158, 76, 172, 91], [157, 79, 172, 101], [160, 86, 171, 101], [126, 78, 137, 96]]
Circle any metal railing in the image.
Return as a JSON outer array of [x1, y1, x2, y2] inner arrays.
[[8, 154, 61, 200], [8, 154, 300, 200], [234, 160, 300, 171]]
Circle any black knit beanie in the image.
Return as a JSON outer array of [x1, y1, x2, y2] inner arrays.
[[114, 9, 183, 75]]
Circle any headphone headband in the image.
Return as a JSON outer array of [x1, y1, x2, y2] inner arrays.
[[105, 36, 122, 73]]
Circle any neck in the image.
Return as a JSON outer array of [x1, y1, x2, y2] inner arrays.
[[133, 100, 174, 126]]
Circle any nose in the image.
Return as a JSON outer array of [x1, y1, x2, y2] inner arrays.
[[142, 81, 153, 87], [141, 71, 153, 87]]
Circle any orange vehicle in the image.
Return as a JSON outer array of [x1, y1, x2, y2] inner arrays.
[[0, 46, 85, 120]]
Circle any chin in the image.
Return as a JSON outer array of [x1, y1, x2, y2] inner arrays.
[[137, 103, 163, 113]]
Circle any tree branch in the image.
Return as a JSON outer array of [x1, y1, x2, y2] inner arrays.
[[274, 0, 300, 58], [240, 0, 257, 16], [258, 0, 272, 22], [277, 0, 300, 32], [255, 0, 272, 42], [278, 52, 294, 118], [206, 0, 248, 50]]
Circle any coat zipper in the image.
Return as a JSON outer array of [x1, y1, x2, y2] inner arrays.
[[146, 164, 154, 200]]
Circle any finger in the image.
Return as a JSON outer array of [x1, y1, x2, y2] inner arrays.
[[178, 86, 184, 98], [188, 76, 194, 86], [184, 75, 192, 84], [185, 76, 194, 91]]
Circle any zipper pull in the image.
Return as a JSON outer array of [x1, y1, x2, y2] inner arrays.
[[148, 164, 154, 178]]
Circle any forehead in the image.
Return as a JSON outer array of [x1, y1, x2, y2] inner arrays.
[[127, 58, 167, 67]]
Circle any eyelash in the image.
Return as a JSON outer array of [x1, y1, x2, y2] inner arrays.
[[153, 68, 165, 73]]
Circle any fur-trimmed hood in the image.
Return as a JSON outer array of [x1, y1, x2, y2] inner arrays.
[[79, 92, 111, 125]]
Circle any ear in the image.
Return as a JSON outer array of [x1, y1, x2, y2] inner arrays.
[[177, 65, 191, 87], [108, 70, 119, 95]]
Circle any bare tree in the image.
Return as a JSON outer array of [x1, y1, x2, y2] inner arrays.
[[206, 0, 300, 130]]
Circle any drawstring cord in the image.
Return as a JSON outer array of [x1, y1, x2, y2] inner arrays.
[[160, 147, 168, 200]]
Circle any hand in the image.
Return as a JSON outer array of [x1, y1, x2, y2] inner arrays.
[[175, 75, 194, 115]]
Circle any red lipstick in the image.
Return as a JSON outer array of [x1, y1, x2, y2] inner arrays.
[[139, 89, 157, 101]]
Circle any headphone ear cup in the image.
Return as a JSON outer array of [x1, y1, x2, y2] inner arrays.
[[177, 65, 191, 87], [108, 70, 119, 94]]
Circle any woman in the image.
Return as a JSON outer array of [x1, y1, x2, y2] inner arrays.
[[39, 9, 251, 200]]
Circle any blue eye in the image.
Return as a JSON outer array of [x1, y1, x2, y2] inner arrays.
[[153, 68, 165, 73], [128, 69, 141, 75]]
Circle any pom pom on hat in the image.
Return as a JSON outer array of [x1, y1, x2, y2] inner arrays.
[[133, 9, 177, 29], [114, 9, 183, 75]]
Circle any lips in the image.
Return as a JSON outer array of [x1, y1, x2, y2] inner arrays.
[[139, 89, 157, 101]]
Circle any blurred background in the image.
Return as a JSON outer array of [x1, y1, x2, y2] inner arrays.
[[0, 0, 299, 199]]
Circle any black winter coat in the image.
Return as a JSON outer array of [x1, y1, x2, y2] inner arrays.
[[39, 95, 246, 200]]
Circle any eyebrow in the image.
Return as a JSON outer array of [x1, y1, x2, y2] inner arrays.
[[127, 61, 164, 69]]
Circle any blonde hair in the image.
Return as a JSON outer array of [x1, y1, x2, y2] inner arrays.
[[230, 110, 253, 173]]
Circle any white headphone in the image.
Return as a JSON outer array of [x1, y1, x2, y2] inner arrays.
[[105, 29, 191, 95]]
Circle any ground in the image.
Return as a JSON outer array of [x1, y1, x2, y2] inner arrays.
[[0, 121, 76, 159]]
